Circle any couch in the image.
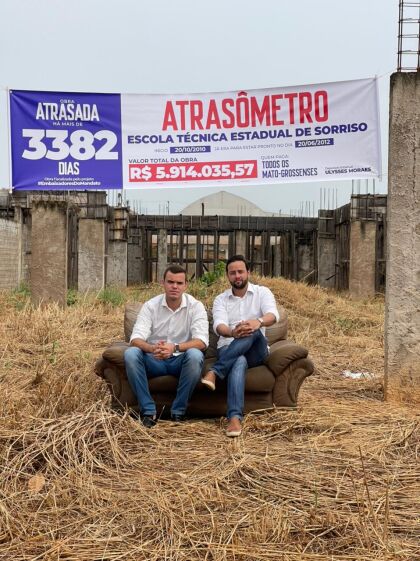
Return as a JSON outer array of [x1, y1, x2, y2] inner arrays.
[[95, 302, 314, 417]]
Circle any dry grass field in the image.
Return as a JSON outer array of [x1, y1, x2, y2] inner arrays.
[[0, 278, 418, 561]]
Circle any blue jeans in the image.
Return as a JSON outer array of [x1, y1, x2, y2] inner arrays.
[[212, 330, 269, 420], [124, 347, 204, 416]]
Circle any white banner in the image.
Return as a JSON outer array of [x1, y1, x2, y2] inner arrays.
[[10, 78, 381, 190], [122, 78, 381, 189]]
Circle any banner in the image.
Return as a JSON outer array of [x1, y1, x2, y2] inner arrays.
[[9, 78, 381, 190]]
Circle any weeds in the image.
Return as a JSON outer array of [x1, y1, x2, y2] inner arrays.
[[96, 286, 126, 307]]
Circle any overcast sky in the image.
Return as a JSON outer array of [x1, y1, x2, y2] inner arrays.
[[0, 0, 398, 214]]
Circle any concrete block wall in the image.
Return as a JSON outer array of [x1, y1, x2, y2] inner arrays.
[[0, 218, 19, 289]]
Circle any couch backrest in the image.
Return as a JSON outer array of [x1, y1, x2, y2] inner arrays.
[[124, 301, 288, 357]]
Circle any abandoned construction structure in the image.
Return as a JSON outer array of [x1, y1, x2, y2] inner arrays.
[[0, 189, 386, 304]]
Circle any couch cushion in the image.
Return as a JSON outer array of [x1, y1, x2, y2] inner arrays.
[[201, 359, 275, 393], [148, 375, 179, 392], [244, 366, 275, 392]]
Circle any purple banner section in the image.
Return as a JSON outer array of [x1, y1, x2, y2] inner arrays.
[[10, 90, 123, 190]]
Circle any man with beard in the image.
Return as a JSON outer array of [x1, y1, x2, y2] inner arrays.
[[124, 264, 208, 428], [201, 255, 279, 437]]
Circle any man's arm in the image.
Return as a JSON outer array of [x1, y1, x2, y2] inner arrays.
[[129, 302, 154, 350], [130, 338, 157, 353], [234, 313, 277, 337], [212, 293, 232, 336]]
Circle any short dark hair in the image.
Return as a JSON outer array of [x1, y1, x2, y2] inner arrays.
[[163, 264, 187, 280], [226, 255, 250, 272]]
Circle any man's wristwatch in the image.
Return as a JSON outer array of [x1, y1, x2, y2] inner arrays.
[[174, 343, 180, 353], [257, 317, 264, 327]]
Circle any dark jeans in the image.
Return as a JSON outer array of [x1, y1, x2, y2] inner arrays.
[[124, 347, 204, 416], [212, 330, 269, 420]]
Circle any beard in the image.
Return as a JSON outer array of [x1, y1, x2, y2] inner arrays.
[[230, 278, 248, 290]]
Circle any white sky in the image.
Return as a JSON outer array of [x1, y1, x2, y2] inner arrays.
[[0, 0, 398, 214]]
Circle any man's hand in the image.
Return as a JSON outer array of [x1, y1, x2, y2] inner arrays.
[[232, 319, 261, 338], [153, 341, 175, 360]]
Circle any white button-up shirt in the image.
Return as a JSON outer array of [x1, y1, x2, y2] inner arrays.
[[130, 293, 209, 350], [212, 282, 279, 349]]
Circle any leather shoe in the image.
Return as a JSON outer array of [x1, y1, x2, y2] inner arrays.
[[141, 415, 157, 428], [171, 414, 186, 422], [226, 417, 242, 437], [201, 371, 216, 391]]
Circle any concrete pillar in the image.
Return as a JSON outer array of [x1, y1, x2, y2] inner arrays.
[[273, 243, 282, 277], [195, 232, 202, 279], [128, 240, 141, 285], [30, 202, 67, 306], [317, 236, 336, 288], [385, 72, 420, 403], [235, 230, 248, 257], [22, 210, 31, 284], [14, 206, 24, 286], [106, 240, 128, 287], [157, 228, 168, 281], [348, 220, 376, 298], [78, 219, 106, 292], [318, 210, 336, 288], [297, 243, 313, 282]]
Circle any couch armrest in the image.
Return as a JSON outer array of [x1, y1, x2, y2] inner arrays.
[[273, 357, 314, 408], [266, 340, 308, 376], [94, 356, 137, 409], [102, 341, 130, 368]]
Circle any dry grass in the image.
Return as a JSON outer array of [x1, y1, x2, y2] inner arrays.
[[0, 279, 418, 561]]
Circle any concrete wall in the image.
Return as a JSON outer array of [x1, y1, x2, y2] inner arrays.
[[107, 240, 127, 287], [385, 72, 420, 403], [0, 218, 19, 289], [78, 219, 106, 292], [30, 203, 67, 306], [348, 220, 376, 299]]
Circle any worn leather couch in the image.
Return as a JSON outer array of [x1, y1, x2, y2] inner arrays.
[[95, 302, 314, 416]]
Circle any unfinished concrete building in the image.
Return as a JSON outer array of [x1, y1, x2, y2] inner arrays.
[[0, 189, 387, 301]]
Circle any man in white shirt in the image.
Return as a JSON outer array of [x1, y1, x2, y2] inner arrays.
[[202, 255, 279, 437], [124, 264, 209, 427]]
